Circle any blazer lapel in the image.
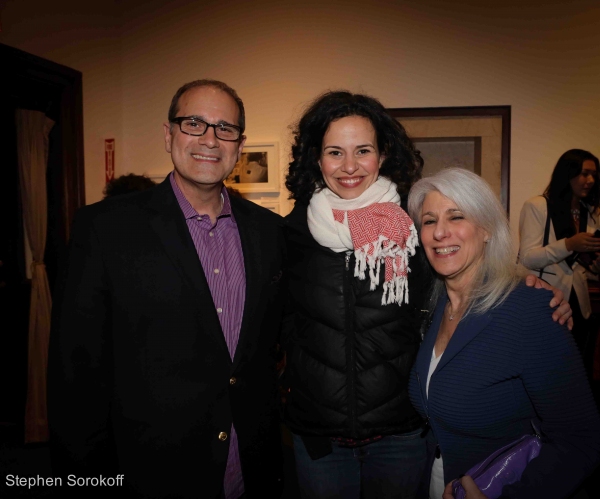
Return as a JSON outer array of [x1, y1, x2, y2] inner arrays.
[[146, 179, 230, 356], [414, 299, 444, 401], [229, 199, 263, 370], [435, 305, 492, 373], [414, 296, 492, 401]]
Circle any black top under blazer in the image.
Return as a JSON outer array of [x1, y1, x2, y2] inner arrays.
[[48, 178, 287, 499]]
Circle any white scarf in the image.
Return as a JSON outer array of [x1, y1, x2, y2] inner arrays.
[[307, 177, 418, 305]]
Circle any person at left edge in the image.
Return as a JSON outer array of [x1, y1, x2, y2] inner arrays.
[[48, 80, 286, 499]]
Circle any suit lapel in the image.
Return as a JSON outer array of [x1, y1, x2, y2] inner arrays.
[[146, 179, 230, 357], [230, 198, 263, 369]]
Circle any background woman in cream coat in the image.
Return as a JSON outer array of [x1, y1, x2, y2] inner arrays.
[[519, 148, 600, 380]]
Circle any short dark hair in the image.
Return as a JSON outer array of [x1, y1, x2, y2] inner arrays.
[[167, 79, 245, 134], [103, 173, 156, 198], [285, 90, 423, 204], [543, 148, 600, 240]]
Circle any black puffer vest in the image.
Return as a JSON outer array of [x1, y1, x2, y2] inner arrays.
[[282, 202, 432, 439]]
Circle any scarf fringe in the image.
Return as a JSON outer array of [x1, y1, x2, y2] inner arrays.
[[354, 224, 419, 305], [382, 276, 409, 306]]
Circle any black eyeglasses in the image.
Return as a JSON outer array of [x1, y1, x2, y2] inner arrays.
[[171, 117, 242, 141]]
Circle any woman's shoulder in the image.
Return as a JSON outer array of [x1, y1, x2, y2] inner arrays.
[[489, 283, 571, 344], [522, 195, 547, 211], [481, 283, 568, 356], [496, 282, 553, 316], [284, 201, 307, 223]]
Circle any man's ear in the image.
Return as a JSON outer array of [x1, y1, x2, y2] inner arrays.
[[163, 123, 173, 153], [237, 135, 247, 162]]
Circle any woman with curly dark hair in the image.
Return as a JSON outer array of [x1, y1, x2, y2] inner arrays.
[[285, 92, 422, 204], [281, 90, 574, 499], [282, 91, 429, 499]]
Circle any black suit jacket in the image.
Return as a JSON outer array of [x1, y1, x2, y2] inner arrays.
[[48, 178, 286, 498]]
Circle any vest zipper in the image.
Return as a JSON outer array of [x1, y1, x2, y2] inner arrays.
[[344, 251, 356, 436]]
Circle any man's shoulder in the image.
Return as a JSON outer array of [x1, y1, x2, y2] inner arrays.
[[283, 201, 307, 227], [230, 195, 284, 224]]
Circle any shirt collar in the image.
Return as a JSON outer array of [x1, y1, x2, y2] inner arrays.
[[169, 172, 235, 222]]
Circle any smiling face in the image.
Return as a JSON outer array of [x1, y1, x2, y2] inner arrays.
[[420, 191, 489, 286], [319, 115, 384, 199], [163, 85, 245, 193], [570, 159, 597, 201]]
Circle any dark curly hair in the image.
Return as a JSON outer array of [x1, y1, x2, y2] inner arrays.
[[285, 91, 423, 203], [103, 173, 157, 198], [543, 148, 600, 240]]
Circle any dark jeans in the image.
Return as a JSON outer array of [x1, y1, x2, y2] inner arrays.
[[292, 429, 426, 499]]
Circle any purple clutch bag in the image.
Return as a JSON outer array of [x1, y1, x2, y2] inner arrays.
[[452, 434, 542, 499]]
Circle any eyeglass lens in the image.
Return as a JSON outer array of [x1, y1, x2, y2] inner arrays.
[[178, 118, 240, 140]]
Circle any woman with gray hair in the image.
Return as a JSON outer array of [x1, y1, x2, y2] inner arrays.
[[407, 168, 600, 499]]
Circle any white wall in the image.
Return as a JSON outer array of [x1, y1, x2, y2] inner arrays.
[[2, 0, 599, 243]]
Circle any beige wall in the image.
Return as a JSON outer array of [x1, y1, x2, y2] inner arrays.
[[2, 0, 599, 242], [1, 0, 124, 203]]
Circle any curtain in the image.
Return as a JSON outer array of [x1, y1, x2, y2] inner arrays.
[[16, 109, 55, 444]]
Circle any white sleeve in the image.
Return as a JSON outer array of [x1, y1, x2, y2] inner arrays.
[[518, 197, 572, 270]]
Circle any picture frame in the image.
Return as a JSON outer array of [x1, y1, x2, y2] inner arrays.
[[253, 197, 280, 214], [387, 106, 511, 214], [225, 142, 279, 193]]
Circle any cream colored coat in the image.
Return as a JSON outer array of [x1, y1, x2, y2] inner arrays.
[[518, 195, 599, 319]]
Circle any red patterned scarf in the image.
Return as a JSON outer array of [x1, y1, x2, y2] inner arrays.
[[307, 177, 418, 306]]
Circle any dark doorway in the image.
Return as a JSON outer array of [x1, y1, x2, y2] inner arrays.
[[0, 43, 85, 437]]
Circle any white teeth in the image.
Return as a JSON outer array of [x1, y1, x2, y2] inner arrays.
[[191, 154, 218, 161], [338, 177, 362, 185], [435, 246, 459, 255]]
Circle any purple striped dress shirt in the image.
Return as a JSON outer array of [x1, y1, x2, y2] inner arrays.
[[170, 174, 246, 499]]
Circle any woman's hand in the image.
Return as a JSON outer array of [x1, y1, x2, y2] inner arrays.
[[524, 275, 573, 330], [443, 476, 489, 499], [565, 232, 600, 253]]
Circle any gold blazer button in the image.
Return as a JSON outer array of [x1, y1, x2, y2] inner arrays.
[[230, 377, 237, 385], [218, 432, 228, 441]]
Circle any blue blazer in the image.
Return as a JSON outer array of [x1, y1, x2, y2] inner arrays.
[[409, 283, 600, 498]]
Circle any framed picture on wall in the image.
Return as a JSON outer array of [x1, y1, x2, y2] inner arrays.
[[387, 106, 511, 214], [225, 142, 279, 193], [252, 197, 280, 214]]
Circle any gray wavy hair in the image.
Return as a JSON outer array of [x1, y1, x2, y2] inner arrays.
[[407, 167, 522, 315]]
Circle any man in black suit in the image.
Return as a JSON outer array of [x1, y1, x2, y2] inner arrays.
[[48, 80, 285, 499]]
